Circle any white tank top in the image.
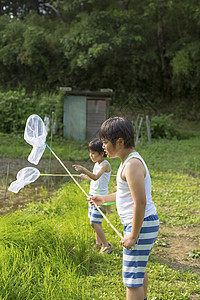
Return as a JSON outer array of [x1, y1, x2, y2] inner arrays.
[[116, 152, 157, 226], [89, 160, 111, 196]]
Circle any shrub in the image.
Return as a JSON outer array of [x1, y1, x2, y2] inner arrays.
[[0, 90, 34, 133], [150, 114, 179, 139], [0, 90, 64, 134]]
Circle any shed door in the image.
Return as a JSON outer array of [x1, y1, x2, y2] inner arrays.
[[63, 95, 87, 140], [87, 99, 107, 140]]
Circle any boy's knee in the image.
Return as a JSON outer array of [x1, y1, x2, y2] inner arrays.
[[90, 222, 101, 229], [126, 286, 144, 298], [90, 222, 95, 229]]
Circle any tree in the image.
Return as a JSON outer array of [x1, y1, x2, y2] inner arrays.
[[0, 0, 199, 111], [0, 0, 55, 18]]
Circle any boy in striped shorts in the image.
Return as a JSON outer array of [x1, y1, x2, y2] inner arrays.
[[88, 117, 159, 300], [73, 138, 114, 254]]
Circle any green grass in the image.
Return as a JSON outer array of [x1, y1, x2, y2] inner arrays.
[[0, 131, 199, 299], [0, 133, 89, 160], [1, 130, 199, 175], [0, 176, 199, 299], [137, 133, 200, 177], [1, 130, 199, 177]]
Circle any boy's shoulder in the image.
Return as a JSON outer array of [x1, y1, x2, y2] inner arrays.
[[101, 159, 110, 166], [124, 156, 146, 176], [122, 154, 142, 171], [101, 160, 111, 171]]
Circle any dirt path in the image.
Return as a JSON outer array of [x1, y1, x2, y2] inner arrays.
[[154, 225, 200, 275], [0, 158, 92, 213], [0, 157, 93, 188], [0, 157, 89, 182]]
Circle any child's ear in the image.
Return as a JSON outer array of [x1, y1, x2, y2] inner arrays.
[[116, 138, 124, 146]]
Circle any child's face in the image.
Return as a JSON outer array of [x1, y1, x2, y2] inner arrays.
[[89, 150, 104, 163], [101, 139, 116, 158]]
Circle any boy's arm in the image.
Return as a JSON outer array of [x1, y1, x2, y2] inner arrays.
[[78, 174, 92, 180], [88, 192, 116, 206], [121, 159, 146, 249], [73, 162, 109, 181]]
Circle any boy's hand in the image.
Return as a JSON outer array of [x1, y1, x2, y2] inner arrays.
[[72, 165, 84, 172], [87, 195, 105, 206], [120, 235, 137, 250], [78, 173, 88, 179]]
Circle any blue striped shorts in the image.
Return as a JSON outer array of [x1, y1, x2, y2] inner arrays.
[[88, 204, 103, 223], [123, 214, 159, 287], [88, 194, 104, 224]]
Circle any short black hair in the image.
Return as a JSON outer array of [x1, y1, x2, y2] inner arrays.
[[88, 138, 107, 157], [99, 116, 135, 148]]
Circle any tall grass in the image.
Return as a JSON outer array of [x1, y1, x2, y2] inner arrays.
[[0, 184, 99, 299]]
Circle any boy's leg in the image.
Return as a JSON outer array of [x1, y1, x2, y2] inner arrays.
[[126, 286, 144, 300], [124, 215, 159, 300], [126, 273, 148, 300], [105, 205, 112, 215], [89, 205, 109, 247], [95, 232, 102, 245], [91, 222, 109, 248], [143, 271, 148, 299]]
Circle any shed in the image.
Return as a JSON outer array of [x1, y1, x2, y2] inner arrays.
[[62, 89, 113, 141]]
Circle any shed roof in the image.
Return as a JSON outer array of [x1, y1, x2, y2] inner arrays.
[[60, 87, 113, 99]]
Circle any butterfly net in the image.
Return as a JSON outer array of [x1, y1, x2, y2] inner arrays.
[[8, 167, 40, 193], [24, 114, 47, 165]]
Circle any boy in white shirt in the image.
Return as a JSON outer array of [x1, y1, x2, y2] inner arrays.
[[73, 138, 114, 254], [88, 117, 159, 300]]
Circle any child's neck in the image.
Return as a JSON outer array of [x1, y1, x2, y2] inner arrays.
[[120, 148, 136, 163], [97, 158, 104, 165]]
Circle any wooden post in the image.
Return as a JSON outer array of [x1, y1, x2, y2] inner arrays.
[[135, 116, 143, 145], [48, 111, 54, 191], [146, 115, 151, 144], [4, 163, 10, 200], [134, 114, 140, 134]]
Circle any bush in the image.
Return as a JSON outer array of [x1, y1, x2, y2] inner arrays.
[[0, 90, 64, 134], [0, 90, 34, 133], [150, 114, 179, 139]]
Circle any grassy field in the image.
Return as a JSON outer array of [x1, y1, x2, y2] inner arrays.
[[0, 130, 199, 299]]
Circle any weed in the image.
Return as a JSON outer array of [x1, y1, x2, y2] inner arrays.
[[188, 250, 200, 260]]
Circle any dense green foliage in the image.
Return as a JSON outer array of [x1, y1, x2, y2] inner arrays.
[[0, 0, 200, 115], [0, 87, 187, 136], [0, 133, 199, 298], [150, 114, 180, 139], [0, 90, 64, 133]]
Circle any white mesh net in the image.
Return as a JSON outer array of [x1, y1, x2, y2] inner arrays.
[[8, 167, 40, 193], [24, 114, 47, 165]]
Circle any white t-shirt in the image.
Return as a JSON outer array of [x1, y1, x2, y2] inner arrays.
[[116, 152, 157, 226], [89, 160, 111, 196]]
